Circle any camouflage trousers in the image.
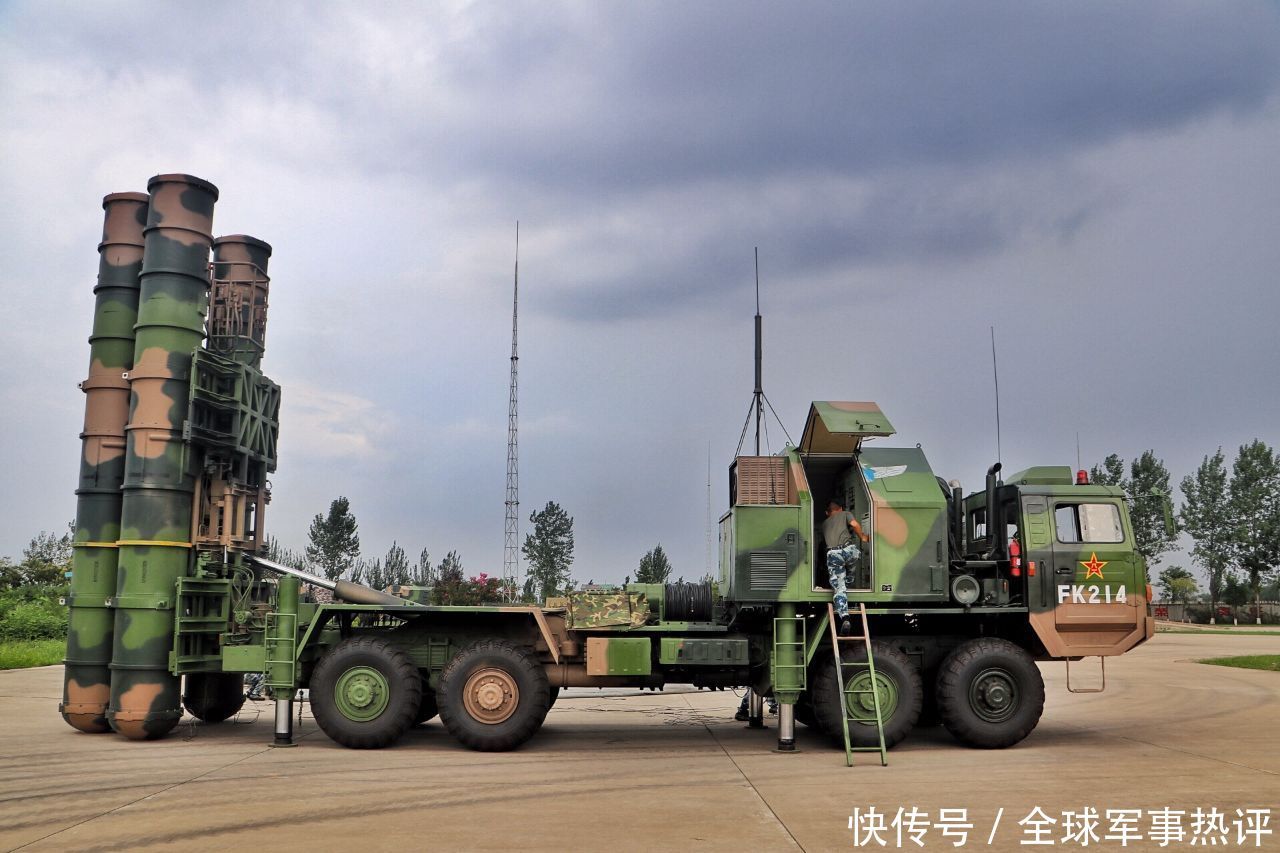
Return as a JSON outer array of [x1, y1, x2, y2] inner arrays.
[[827, 544, 860, 618]]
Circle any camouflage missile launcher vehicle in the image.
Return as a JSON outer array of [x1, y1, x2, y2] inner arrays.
[[62, 178, 1155, 755]]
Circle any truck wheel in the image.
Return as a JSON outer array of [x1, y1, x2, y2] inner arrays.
[[311, 636, 422, 749], [181, 673, 246, 723], [438, 640, 550, 751], [540, 685, 560, 723], [811, 643, 922, 749], [916, 670, 941, 727], [414, 681, 439, 725], [795, 695, 817, 728], [936, 638, 1044, 749]]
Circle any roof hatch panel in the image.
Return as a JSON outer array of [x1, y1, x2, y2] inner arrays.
[[799, 401, 896, 454]]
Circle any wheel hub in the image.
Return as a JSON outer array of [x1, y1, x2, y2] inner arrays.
[[462, 668, 519, 725], [844, 669, 898, 726], [970, 667, 1019, 723], [334, 666, 390, 722]]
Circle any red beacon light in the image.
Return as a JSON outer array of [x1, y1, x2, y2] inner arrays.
[[1076, 469, 1089, 485]]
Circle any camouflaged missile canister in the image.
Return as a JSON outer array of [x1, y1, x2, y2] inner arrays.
[[108, 174, 218, 740], [209, 235, 271, 368], [62, 192, 149, 734], [565, 590, 650, 629]]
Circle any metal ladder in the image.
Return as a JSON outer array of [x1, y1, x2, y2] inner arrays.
[[826, 602, 888, 767]]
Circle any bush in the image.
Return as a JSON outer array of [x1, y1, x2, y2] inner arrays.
[[431, 573, 508, 606], [0, 601, 67, 641]]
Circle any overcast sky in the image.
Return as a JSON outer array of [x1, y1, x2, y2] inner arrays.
[[2, 1, 1277, 585]]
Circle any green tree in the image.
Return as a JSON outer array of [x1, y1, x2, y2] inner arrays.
[[1157, 566, 1198, 615], [1181, 450, 1232, 617], [438, 550, 464, 585], [1227, 440, 1280, 622], [20, 527, 73, 586], [305, 497, 361, 581], [1127, 451, 1178, 572], [521, 501, 574, 602], [636, 544, 672, 584], [1090, 454, 1126, 488], [0, 556, 23, 589], [413, 547, 434, 585], [384, 541, 409, 586], [263, 534, 306, 570], [362, 558, 387, 591], [1221, 573, 1250, 609]]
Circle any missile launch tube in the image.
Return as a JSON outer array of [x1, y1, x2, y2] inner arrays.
[[108, 174, 218, 740], [247, 556, 422, 608], [61, 192, 149, 734], [210, 234, 271, 368]]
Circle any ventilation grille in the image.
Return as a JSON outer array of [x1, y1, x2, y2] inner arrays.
[[749, 551, 788, 590], [736, 456, 788, 505]]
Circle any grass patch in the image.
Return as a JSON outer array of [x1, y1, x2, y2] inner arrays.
[[1198, 655, 1280, 672], [0, 639, 65, 670]]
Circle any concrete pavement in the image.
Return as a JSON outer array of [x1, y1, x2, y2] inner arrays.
[[1, 633, 1276, 852]]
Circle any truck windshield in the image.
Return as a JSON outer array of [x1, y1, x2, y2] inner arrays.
[[1054, 503, 1124, 544]]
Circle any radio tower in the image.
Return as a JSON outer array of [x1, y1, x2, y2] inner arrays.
[[503, 224, 521, 601]]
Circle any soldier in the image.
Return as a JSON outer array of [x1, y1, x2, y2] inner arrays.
[[823, 499, 869, 634]]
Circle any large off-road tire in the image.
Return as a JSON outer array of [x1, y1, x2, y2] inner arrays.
[[415, 681, 439, 725], [812, 642, 922, 749], [936, 638, 1045, 749], [795, 695, 817, 728], [438, 640, 551, 752], [916, 669, 941, 727], [310, 636, 422, 749], [182, 673, 246, 723], [539, 685, 560, 724]]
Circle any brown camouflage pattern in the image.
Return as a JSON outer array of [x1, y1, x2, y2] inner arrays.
[[108, 173, 218, 740], [62, 191, 148, 733]]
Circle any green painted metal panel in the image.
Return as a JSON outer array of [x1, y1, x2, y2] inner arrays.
[[799, 401, 896, 454], [658, 637, 749, 665], [589, 637, 651, 675], [222, 644, 266, 672], [1004, 466, 1073, 486]]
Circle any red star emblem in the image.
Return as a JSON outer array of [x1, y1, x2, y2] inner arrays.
[[1081, 553, 1108, 579]]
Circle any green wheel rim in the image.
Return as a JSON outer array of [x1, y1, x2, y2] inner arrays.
[[968, 667, 1019, 723], [843, 668, 898, 726], [334, 666, 391, 722]]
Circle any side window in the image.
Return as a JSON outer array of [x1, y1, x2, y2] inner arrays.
[[1054, 503, 1124, 544], [1003, 500, 1019, 542], [970, 507, 987, 540]]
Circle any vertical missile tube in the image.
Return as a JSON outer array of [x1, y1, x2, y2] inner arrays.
[[210, 234, 272, 368], [61, 192, 149, 733], [108, 174, 218, 740]]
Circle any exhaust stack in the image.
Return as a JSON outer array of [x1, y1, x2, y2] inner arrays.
[[62, 192, 149, 734]]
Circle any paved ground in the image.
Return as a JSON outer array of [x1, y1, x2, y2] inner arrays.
[[1, 634, 1276, 852]]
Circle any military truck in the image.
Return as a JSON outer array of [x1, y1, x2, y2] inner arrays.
[[62, 174, 1154, 754], [230, 399, 1152, 754]]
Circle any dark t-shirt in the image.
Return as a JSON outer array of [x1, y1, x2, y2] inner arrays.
[[823, 511, 855, 549]]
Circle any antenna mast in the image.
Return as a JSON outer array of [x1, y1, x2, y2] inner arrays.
[[990, 325, 1002, 466], [754, 248, 763, 455], [503, 223, 520, 601], [735, 248, 794, 460], [705, 441, 712, 577]]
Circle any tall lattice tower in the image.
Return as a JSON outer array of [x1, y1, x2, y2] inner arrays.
[[503, 224, 520, 600]]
